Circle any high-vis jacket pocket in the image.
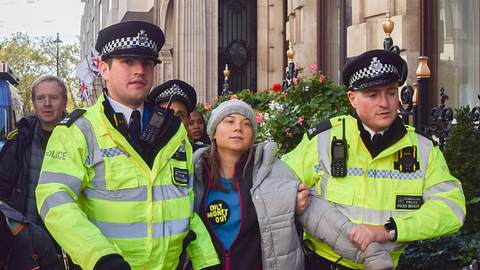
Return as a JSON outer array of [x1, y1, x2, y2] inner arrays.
[[103, 154, 139, 190], [326, 180, 355, 206]]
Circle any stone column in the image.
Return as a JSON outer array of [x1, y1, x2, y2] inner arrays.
[[347, 0, 420, 84], [285, 0, 319, 76], [257, 0, 285, 91]]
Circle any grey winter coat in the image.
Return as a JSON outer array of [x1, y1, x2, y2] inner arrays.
[[300, 194, 394, 270], [193, 141, 305, 270]]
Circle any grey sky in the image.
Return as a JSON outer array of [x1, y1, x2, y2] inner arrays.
[[0, 0, 84, 44]]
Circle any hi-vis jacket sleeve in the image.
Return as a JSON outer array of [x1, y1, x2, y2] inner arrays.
[[187, 213, 220, 269], [393, 145, 466, 242], [282, 133, 321, 188], [36, 125, 120, 270]]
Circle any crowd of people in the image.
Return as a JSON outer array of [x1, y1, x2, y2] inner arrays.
[[0, 20, 468, 270]]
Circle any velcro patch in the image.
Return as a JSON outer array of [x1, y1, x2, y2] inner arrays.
[[396, 195, 423, 209], [207, 200, 229, 225], [172, 168, 189, 186]]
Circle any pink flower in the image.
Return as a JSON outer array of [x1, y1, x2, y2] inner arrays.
[[256, 112, 264, 124], [272, 83, 282, 92], [292, 77, 298, 85], [203, 102, 212, 111], [318, 74, 325, 83], [212, 97, 218, 104], [230, 94, 238, 100], [297, 116, 303, 126], [310, 64, 318, 73], [285, 128, 293, 138]]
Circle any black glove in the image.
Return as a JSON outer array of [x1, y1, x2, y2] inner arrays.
[[94, 254, 131, 270]]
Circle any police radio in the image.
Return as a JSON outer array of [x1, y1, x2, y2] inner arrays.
[[139, 95, 173, 145], [331, 118, 348, 177], [140, 110, 166, 144]]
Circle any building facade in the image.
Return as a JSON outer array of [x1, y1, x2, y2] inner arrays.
[[80, 0, 479, 112]]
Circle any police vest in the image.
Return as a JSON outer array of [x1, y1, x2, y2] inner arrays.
[[283, 115, 465, 269]]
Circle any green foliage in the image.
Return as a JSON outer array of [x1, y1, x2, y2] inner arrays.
[[398, 106, 480, 269], [397, 232, 480, 270], [443, 106, 480, 233], [197, 70, 350, 154], [0, 32, 81, 114]]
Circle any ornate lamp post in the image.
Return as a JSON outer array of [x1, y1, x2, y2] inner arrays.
[[54, 33, 62, 77]]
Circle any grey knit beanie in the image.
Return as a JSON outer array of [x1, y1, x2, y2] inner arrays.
[[207, 99, 257, 140]]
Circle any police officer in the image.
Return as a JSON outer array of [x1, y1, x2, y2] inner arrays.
[[283, 49, 466, 269], [35, 21, 219, 270], [149, 79, 207, 152]]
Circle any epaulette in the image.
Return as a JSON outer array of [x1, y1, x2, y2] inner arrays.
[[414, 127, 438, 146], [307, 120, 332, 139], [57, 109, 86, 127], [6, 129, 18, 140]]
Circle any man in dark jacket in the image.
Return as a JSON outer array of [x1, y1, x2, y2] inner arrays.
[[0, 75, 67, 268]]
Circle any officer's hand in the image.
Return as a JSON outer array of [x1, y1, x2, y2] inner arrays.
[[348, 224, 390, 251], [295, 184, 310, 214]]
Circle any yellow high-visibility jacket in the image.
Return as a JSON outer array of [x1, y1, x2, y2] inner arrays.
[[283, 115, 465, 269], [36, 95, 219, 270]]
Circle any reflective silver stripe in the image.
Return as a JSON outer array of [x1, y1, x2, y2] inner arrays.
[[336, 203, 406, 224], [416, 134, 433, 180], [368, 169, 422, 180], [84, 185, 189, 201], [429, 196, 465, 223], [74, 117, 106, 189], [423, 182, 463, 199], [316, 129, 331, 197], [39, 172, 82, 195], [153, 185, 188, 201], [84, 186, 147, 201], [152, 218, 190, 238], [100, 147, 129, 158], [91, 218, 190, 239], [39, 191, 75, 219], [92, 220, 147, 238]]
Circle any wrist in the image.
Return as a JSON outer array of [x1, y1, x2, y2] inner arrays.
[[384, 217, 397, 241]]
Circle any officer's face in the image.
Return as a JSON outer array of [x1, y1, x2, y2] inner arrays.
[[32, 80, 67, 131], [159, 100, 189, 126], [100, 57, 155, 108], [188, 111, 205, 140], [214, 114, 253, 155], [348, 82, 399, 132]]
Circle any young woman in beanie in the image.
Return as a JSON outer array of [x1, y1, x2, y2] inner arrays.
[[191, 99, 308, 270], [190, 100, 396, 270]]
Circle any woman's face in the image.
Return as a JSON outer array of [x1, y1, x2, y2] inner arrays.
[[188, 111, 206, 140], [214, 114, 253, 154]]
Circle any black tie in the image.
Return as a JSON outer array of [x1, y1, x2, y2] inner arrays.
[[129, 110, 141, 143], [372, 133, 383, 146]]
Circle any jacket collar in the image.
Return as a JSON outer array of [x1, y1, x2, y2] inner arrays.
[[353, 114, 407, 158]]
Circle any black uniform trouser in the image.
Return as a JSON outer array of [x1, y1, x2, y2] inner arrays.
[[305, 247, 356, 270]]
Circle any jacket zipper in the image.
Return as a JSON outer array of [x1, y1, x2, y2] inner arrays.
[[202, 161, 244, 270]]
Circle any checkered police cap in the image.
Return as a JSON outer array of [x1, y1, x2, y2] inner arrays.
[[95, 21, 165, 63], [341, 49, 407, 90], [149, 79, 198, 113]]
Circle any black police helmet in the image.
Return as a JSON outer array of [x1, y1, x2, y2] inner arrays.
[[342, 49, 408, 91], [95, 21, 165, 63], [149, 80, 197, 113]]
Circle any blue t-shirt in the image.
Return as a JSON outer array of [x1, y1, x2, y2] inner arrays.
[[205, 177, 241, 250]]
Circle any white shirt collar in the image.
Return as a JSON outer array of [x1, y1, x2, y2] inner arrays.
[[106, 95, 144, 124], [362, 122, 386, 139]]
